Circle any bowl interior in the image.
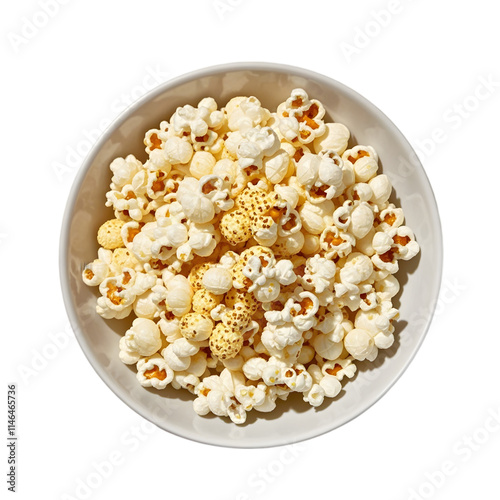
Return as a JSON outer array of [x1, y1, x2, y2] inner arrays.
[[60, 63, 442, 448]]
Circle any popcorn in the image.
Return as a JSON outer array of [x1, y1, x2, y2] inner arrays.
[[303, 383, 325, 407], [209, 323, 244, 360], [163, 136, 193, 165], [189, 151, 216, 179], [119, 318, 162, 364], [313, 122, 350, 155], [180, 312, 214, 341], [82, 248, 112, 286], [170, 98, 224, 144], [321, 357, 357, 381], [96, 269, 139, 319], [299, 200, 335, 235], [202, 266, 233, 295], [192, 288, 222, 314], [369, 174, 392, 206], [378, 204, 405, 231], [136, 354, 174, 390], [320, 225, 356, 259], [237, 126, 280, 175], [264, 148, 291, 184], [219, 209, 252, 246], [226, 96, 271, 133], [343, 328, 378, 361], [163, 273, 193, 317], [110, 155, 143, 190], [343, 145, 379, 183], [278, 88, 326, 144], [176, 177, 216, 224], [349, 202, 375, 239], [83, 89, 420, 424], [296, 153, 343, 203], [97, 219, 125, 249]]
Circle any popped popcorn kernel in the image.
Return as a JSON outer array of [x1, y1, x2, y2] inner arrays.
[[209, 323, 244, 360], [97, 219, 126, 249], [83, 88, 420, 424]]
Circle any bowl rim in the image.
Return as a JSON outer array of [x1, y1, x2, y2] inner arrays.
[[59, 61, 443, 448]]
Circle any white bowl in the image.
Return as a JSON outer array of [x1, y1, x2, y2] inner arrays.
[[60, 62, 442, 448]]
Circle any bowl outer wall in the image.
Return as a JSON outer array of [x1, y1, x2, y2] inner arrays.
[[60, 62, 443, 448]]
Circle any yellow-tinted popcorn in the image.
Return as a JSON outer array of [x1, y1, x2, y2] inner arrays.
[[97, 219, 126, 249]]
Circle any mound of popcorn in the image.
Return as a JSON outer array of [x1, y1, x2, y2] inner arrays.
[[83, 89, 419, 424]]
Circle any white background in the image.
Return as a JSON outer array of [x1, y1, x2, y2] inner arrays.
[[2, 1, 499, 499]]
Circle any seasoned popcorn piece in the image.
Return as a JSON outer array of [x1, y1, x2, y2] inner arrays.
[[180, 312, 214, 341], [136, 354, 174, 389], [209, 323, 244, 360], [191, 288, 222, 315], [188, 262, 213, 290], [313, 122, 350, 155], [211, 302, 252, 331], [111, 248, 141, 273], [224, 288, 260, 314], [97, 219, 126, 249], [219, 209, 252, 246]]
